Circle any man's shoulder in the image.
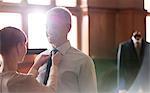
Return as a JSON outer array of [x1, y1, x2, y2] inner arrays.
[[68, 47, 93, 61], [119, 39, 132, 48], [69, 47, 87, 55]]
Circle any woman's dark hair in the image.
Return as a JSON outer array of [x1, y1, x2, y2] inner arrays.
[[0, 26, 27, 55]]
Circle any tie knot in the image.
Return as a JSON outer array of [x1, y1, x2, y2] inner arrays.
[[51, 48, 58, 54]]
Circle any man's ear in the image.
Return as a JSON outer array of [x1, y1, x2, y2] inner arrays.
[[67, 24, 71, 32]]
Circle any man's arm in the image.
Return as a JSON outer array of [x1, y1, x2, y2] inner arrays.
[[117, 43, 127, 92], [78, 57, 97, 93]]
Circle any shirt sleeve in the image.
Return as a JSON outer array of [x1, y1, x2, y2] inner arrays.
[[78, 57, 97, 93]]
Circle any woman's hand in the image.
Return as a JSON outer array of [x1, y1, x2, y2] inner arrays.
[[34, 55, 50, 69], [52, 52, 62, 66], [28, 54, 50, 77]]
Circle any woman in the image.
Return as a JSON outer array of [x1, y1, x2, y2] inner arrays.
[[0, 26, 62, 93]]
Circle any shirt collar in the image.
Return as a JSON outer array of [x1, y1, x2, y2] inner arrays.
[[55, 41, 71, 55]]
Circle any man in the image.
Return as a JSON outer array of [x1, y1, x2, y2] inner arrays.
[[127, 42, 150, 93], [31, 7, 97, 93], [117, 31, 148, 92]]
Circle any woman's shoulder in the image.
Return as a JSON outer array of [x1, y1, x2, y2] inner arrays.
[[2, 71, 34, 87], [0, 71, 47, 93], [5, 72, 41, 93], [0, 71, 29, 80], [11, 72, 35, 83]]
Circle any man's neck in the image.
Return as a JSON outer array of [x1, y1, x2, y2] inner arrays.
[[52, 39, 68, 48]]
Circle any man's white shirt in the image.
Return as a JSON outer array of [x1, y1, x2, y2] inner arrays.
[[36, 41, 97, 93]]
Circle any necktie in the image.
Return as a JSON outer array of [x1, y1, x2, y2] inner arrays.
[[43, 49, 58, 85], [136, 42, 141, 56]]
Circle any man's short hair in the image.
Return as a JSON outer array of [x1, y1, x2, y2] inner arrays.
[[46, 7, 72, 25]]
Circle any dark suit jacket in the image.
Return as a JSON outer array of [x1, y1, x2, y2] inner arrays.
[[117, 39, 148, 90], [128, 42, 150, 93]]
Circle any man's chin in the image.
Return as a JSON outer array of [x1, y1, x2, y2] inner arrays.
[[49, 40, 56, 45]]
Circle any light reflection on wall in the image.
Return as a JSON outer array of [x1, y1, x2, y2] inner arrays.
[[81, 0, 88, 7], [68, 15, 77, 48], [2, 0, 22, 3], [81, 15, 89, 55], [0, 54, 4, 73], [145, 0, 150, 43], [27, 0, 50, 5], [0, 13, 22, 29], [28, 12, 50, 49], [146, 16, 150, 43], [144, 0, 150, 12], [56, 0, 76, 7]]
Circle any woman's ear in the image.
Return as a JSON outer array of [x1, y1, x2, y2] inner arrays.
[[16, 43, 22, 56]]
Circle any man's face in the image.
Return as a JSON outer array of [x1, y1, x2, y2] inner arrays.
[[46, 18, 67, 45], [134, 32, 142, 41], [135, 35, 141, 41]]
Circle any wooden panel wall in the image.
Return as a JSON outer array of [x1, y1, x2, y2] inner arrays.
[[88, 0, 145, 59], [118, 0, 143, 9], [88, 0, 143, 9], [89, 9, 116, 58], [88, 0, 117, 8], [115, 9, 146, 46]]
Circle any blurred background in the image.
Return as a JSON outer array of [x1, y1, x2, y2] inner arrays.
[[0, 0, 150, 93]]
